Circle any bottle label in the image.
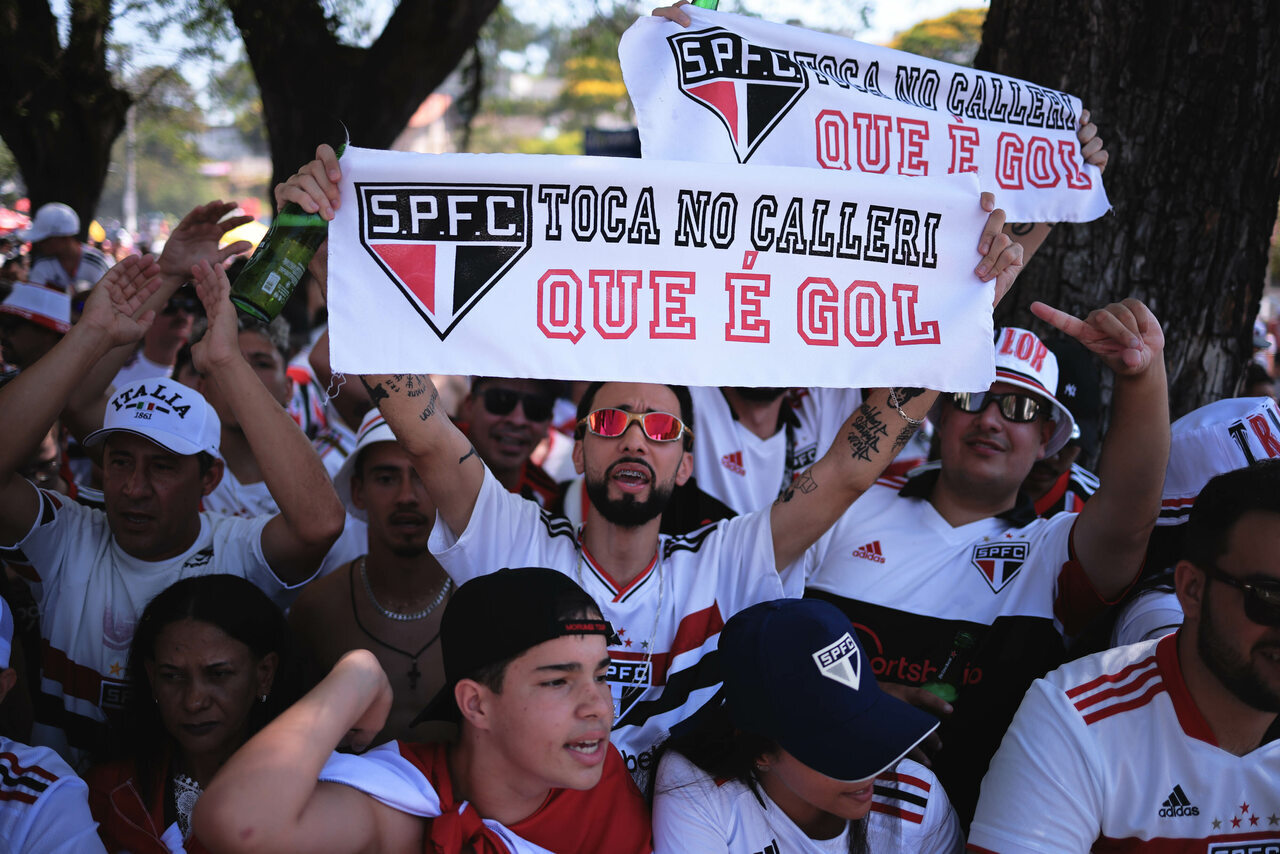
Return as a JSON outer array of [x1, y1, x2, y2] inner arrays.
[[262, 271, 282, 299]]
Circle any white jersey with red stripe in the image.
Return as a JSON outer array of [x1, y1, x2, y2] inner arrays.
[[429, 468, 788, 781], [687, 386, 862, 517], [653, 751, 963, 854], [968, 633, 1280, 853], [800, 468, 1112, 823], [0, 737, 107, 854], [7, 486, 298, 766]]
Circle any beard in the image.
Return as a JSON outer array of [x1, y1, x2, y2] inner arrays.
[[732, 386, 788, 403], [585, 460, 676, 528], [1198, 583, 1280, 713]]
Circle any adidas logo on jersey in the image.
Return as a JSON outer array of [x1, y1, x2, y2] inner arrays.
[[1158, 784, 1199, 817], [852, 541, 885, 563], [721, 450, 745, 476]]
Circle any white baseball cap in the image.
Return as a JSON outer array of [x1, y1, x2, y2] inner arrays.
[[18, 202, 80, 244], [992, 326, 1077, 456], [85, 379, 221, 458], [333, 409, 399, 521], [0, 595, 13, 669], [1158, 396, 1280, 526], [0, 283, 71, 333]]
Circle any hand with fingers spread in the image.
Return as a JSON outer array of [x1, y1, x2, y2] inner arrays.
[[276, 144, 344, 222], [159, 201, 254, 282], [974, 192, 1025, 306], [1031, 297, 1164, 377], [80, 254, 165, 347], [189, 258, 243, 376]]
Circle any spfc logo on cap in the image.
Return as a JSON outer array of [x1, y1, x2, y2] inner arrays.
[[971, 541, 1029, 593], [357, 183, 532, 340], [813, 631, 861, 691], [668, 27, 808, 164]]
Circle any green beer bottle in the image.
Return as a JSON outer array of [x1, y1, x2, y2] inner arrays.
[[230, 138, 347, 321], [921, 630, 977, 704]]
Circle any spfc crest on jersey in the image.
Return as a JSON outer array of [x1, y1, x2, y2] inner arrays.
[[971, 541, 1029, 593], [607, 657, 653, 723], [667, 27, 809, 163], [357, 183, 532, 340]]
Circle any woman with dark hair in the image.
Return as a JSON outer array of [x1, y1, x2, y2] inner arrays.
[[86, 574, 298, 853], [653, 599, 963, 854]]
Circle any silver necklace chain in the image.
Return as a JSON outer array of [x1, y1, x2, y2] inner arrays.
[[359, 555, 452, 622]]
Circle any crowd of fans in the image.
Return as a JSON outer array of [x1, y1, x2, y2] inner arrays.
[[1, 19, 1279, 854]]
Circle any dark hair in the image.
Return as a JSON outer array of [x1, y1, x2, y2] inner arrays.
[[574, 381, 695, 451], [1183, 460, 1280, 571], [653, 703, 871, 854], [110, 574, 300, 802]]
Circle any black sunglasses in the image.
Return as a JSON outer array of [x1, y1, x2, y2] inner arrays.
[[950, 391, 1044, 423], [1201, 563, 1280, 627], [163, 291, 203, 316], [481, 386, 554, 422]]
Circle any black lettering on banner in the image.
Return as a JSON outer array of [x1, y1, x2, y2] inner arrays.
[[571, 186, 599, 242], [709, 193, 737, 249], [776, 198, 807, 254], [921, 212, 941, 269], [539, 185, 570, 240], [836, 202, 863, 260], [601, 187, 628, 244], [365, 187, 525, 242], [751, 196, 778, 251], [864, 205, 893, 264], [892, 209, 922, 267], [894, 65, 939, 110], [627, 187, 661, 245], [808, 199, 834, 257], [675, 190, 712, 248]]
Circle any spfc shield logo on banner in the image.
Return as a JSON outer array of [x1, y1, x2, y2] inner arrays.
[[667, 27, 809, 163], [971, 541, 1030, 594], [607, 657, 653, 724], [357, 183, 532, 340]]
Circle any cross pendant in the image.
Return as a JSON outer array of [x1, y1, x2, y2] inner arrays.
[[408, 659, 420, 690]]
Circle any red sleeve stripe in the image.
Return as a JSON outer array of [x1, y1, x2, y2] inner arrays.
[[1072, 664, 1162, 712], [1081, 682, 1168, 726], [870, 802, 925, 824], [0, 790, 38, 804], [965, 846, 999, 853], [1065, 653, 1159, 699], [879, 771, 931, 792], [0, 752, 58, 783]]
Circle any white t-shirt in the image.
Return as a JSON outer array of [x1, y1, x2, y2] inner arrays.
[[0, 737, 107, 854], [110, 350, 174, 388], [28, 245, 111, 292], [1111, 588, 1183, 648], [9, 485, 296, 763], [654, 751, 963, 854], [429, 468, 788, 779], [968, 633, 1280, 853]]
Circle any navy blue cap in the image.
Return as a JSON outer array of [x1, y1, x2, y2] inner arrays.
[[720, 599, 939, 782]]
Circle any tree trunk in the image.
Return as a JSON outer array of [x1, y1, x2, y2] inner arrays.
[[977, 0, 1280, 418], [0, 0, 132, 238], [227, 0, 500, 214]]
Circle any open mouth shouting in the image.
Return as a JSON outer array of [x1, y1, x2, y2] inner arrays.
[[608, 459, 654, 493]]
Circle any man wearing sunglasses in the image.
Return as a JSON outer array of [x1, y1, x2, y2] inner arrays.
[[457, 377, 562, 507], [970, 460, 1280, 853], [111, 284, 204, 388], [804, 300, 1170, 825]]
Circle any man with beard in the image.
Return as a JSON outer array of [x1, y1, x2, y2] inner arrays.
[[288, 410, 454, 744], [968, 460, 1280, 853], [278, 143, 1026, 782]]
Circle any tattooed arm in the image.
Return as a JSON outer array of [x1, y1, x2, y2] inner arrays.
[[358, 373, 485, 536], [769, 387, 937, 571]]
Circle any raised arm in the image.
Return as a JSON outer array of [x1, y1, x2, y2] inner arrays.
[[276, 146, 486, 536], [190, 259, 344, 584], [194, 650, 420, 854], [0, 257, 162, 544], [769, 198, 1025, 569], [1030, 298, 1168, 599]]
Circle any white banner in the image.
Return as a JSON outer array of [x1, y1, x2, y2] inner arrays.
[[619, 8, 1109, 225], [328, 146, 997, 392]]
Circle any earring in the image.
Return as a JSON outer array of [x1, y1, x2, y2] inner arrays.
[[259, 694, 268, 703]]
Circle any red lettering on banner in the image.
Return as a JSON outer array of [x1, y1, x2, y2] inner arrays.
[[948, 122, 980, 174], [1248, 414, 1280, 457], [537, 270, 584, 343], [588, 269, 642, 339], [896, 118, 929, 177], [892, 284, 940, 345], [852, 113, 892, 174], [815, 110, 850, 170], [1058, 139, 1093, 189], [649, 272, 696, 339], [798, 278, 839, 346], [996, 132, 1025, 190], [1026, 136, 1060, 188], [843, 281, 887, 347], [997, 327, 1017, 355], [724, 273, 770, 343]]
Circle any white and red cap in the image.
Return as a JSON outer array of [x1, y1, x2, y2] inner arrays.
[[333, 409, 399, 521], [84, 379, 221, 459], [17, 202, 80, 244], [0, 282, 72, 333], [993, 326, 1076, 456], [1158, 396, 1280, 527]]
